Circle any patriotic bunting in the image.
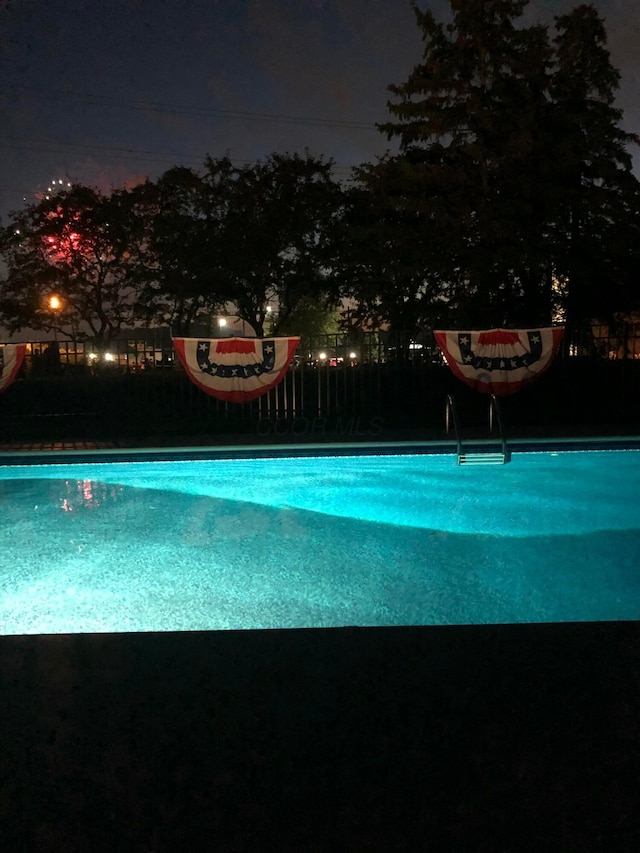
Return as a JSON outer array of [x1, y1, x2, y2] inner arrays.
[[173, 336, 300, 403], [434, 328, 564, 396], [0, 344, 26, 393]]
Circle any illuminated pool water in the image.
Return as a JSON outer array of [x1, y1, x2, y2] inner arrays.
[[1, 449, 639, 635]]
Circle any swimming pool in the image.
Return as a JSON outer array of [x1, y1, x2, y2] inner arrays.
[[1, 447, 639, 635]]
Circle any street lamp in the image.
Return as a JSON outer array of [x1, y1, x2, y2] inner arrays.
[[48, 295, 61, 342], [265, 305, 277, 335]]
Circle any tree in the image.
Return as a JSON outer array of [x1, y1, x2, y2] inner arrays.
[[128, 162, 235, 335], [214, 151, 343, 337], [0, 184, 145, 345], [337, 154, 462, 333], [272, 294, 340, 338], [354, 0, 640, 329], [548, 4, 640, 325], [375, 0, 559, 327], [0, 154, 345, 343]]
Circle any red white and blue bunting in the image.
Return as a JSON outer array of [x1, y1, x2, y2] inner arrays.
[[0, 344, 26, 393], [172, 336, 300, 404], [434, 328, 564, 396]]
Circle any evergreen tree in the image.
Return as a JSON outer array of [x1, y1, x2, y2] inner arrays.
[[376, 0, 556, 326], [355, 0, 640, 329], [548, 4, 640, 325]]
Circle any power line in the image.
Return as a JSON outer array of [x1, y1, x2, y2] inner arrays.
[[7, 84, 381, 131]]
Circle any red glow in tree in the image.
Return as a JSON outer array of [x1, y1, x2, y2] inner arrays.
[[0, 183, 146, 344]]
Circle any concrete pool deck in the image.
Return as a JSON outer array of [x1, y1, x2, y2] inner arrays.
[[1, 622, 639, 851]]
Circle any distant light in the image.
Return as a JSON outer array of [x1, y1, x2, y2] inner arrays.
[[104, 352, 115, 362], [349, 351, 357, 359], [319, 351, 327, 360], [218, 318, 227, 327], [49, 295, 61, 310], [88, 353, 98, 361]]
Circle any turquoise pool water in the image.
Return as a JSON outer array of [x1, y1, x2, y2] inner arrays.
[[1, 449, 639, 634]]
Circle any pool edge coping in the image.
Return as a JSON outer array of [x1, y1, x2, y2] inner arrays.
[[1, 434, 640, 465]]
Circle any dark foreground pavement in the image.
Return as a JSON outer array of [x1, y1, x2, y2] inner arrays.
[[1, 622, 639, 852]]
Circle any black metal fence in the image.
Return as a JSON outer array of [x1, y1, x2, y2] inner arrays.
[[2, 327, 640, 443]]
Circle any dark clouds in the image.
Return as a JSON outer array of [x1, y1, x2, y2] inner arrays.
[[1, 0, 638, 220]]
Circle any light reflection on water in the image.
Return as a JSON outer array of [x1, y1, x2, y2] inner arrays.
[[59, 479, 125, 513]]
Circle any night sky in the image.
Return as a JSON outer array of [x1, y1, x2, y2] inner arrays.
[[1, 0, 639, 223]]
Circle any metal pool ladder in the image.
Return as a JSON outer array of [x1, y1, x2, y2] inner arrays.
[[445, 394, 510, 465]]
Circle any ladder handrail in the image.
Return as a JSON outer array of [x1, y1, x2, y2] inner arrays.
[[444, 394, 463, 459], [446, 393, 509, 464], [488, 394, 508, 459]]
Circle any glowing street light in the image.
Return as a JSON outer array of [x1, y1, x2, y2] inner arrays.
[[48, 294, 62, 342]]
